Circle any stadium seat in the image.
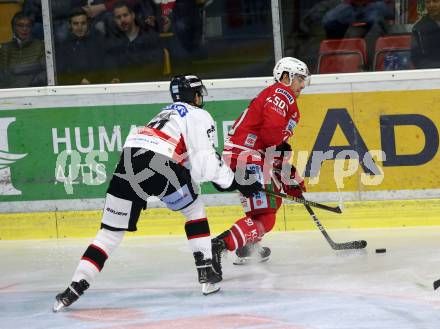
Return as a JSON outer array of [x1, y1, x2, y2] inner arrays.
[[373, 34, 412, 71], [317, 38, 367, 74]]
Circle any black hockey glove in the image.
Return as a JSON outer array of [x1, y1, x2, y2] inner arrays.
[[275, 141, 292, 153], [233, 178, 263, 198], [271, 141, 292, 170], [212, 169, 263, 198]]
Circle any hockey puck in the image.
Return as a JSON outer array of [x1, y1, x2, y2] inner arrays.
[[375, 248, 386, 253], [433, 279, 440, 290]]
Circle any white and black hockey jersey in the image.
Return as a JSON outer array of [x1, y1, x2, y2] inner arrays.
[[124, 102, 234, 188]]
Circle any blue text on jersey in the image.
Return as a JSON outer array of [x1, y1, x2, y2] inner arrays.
[[164, 104, 189, 117]]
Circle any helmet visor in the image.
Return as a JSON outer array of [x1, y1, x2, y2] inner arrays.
[[195, 84, 207, 108], [296, 74, 311, 87], [189, 79, 208, 97], [199, 85, 208, 96]]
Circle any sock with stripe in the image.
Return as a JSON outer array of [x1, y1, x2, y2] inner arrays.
[[223, 216, 265, 251], [72, 228, 124, 283], [185, 218, 212, 259]]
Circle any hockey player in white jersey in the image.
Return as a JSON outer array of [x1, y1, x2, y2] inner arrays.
[[53, 74, 262, 312]]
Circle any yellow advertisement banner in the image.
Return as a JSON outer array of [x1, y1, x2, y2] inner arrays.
[[293, 89, 440, 192]]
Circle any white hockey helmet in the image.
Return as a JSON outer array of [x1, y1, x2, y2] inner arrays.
[[273, 57, 311, 86]]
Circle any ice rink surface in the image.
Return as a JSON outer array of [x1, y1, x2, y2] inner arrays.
[[1, 227, 440, 329]]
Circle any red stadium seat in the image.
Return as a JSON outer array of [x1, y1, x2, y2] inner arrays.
[[373, 34, 412, 71], [317, 38, 367, 74]]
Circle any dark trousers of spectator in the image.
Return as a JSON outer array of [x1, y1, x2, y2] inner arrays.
[[323, 2, 392, 39]]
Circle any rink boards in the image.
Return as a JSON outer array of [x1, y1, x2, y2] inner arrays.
[[1, 70, 440, 238], [1, 199, 440, 239]]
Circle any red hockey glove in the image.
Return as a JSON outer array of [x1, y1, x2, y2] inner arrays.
[[275, 165, 306, 198], [283, 178, 305, 198]]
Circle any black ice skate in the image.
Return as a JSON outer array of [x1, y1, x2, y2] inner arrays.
[[53, 279, 89, 312], [233, 243, 271, 265], [193, 252, 221, 295], [211, 237, 227, 279]]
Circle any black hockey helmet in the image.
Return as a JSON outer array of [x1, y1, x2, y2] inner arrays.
[[169, 74, 208, 107]]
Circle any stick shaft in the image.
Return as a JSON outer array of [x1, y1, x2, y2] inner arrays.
[[264, 171, 366, 250], [304, 204, 366, 250], [304, 204, 337, 248], [264, 189, 342, 213]]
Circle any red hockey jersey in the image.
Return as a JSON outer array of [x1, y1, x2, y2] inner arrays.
[[224, 82, 300, 160]]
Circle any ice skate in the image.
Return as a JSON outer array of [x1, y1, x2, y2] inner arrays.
[[53, 279, 89, 312], [233, 243, 271, 265], [193, 252, 221, 295], [211, 233, 228, 278]]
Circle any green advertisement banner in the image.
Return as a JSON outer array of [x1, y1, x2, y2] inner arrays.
[[0, 100, 248, 202], [2, 88, 440, 205]]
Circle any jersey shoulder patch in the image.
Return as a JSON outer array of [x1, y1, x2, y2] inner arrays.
[[164, 103, 189, 117], [275, 88, 294, 104]]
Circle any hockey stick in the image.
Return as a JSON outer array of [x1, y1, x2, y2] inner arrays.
[[304, 204, 367, 250], [269, 168, 342, 213], [264, 189, 342, 214], [265, 189, 365, 249], [265, 171, 366, 250]]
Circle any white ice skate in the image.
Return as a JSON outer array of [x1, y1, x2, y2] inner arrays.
[[233, 243, 271, 265], [202, 282, 220, 295]]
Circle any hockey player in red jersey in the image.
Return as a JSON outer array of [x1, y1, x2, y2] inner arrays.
[[53, 75, 262, 312], [212, 57, 310, 272]]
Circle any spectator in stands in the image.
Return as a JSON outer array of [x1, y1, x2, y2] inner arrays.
[[0, 11, 46, 88], [56, 8, 107, 84], [23, 0, 86, 42], [22, 0, 144, 39], [141, 0, 160, 32], [150, 0, 186, 61], [155, 0, 175, 33], [106, 1, 163, 81], [81, 0, 143, 35], [287, 0, 341, 73], [82, 0, 141, 19], [322, 0, 393, 67], [411, 0, 440, 69], [173, 0, 206, 53], [322, 0, 393, 39], [151, 0, 207, 60], [22, 0, 44, 40]]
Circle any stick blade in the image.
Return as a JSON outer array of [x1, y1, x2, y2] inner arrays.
[[354, 240, 368, 249], [332, 240, 367, 250]]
